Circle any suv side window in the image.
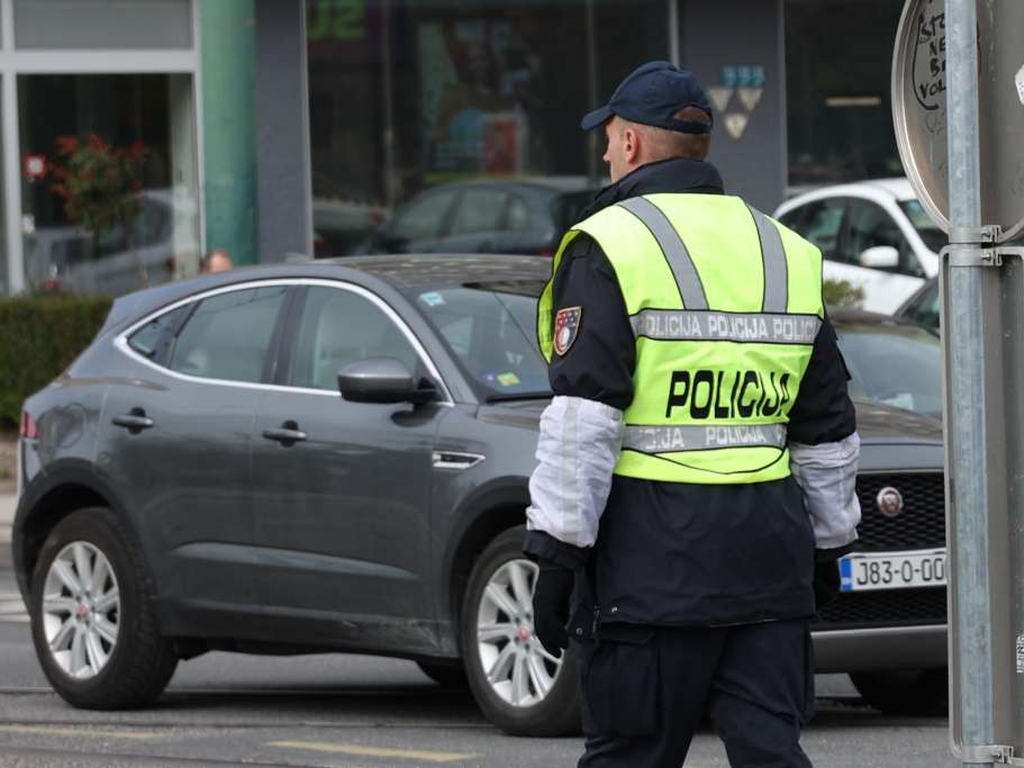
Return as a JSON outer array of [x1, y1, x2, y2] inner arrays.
[[168, 286, 288, 382], [127, 304, 191, 363], [790, 199, 847, 261], [847, 198, 923, 277], [288, 286, 420, 391]]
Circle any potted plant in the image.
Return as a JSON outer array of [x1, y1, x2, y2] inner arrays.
[[50, 134, 149, 287]]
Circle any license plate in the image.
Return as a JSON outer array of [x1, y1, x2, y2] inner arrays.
[[839, 549, 947, 592]]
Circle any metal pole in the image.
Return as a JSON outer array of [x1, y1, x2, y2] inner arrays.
[[584, 0, 599, 186], [381, 0, 397, 209], [945, 0, 995, 766]]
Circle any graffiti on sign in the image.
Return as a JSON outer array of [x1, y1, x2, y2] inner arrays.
[[912, 3, 946, 111]]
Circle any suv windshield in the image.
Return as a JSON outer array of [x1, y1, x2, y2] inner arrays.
[[414, 283, 551, 399], [836, 320, 942, 419]]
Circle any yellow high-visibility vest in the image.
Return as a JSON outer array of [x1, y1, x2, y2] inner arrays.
[[538, 193, 824, 484]]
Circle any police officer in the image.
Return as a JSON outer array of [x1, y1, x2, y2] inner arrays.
[[524, 61, 860, 767]]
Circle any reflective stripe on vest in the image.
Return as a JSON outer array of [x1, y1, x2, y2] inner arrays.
[[629, 310, 821, 344], [622, 423, 787, 453], [539, 193, 824, 485], [618, 197, 709, 309]]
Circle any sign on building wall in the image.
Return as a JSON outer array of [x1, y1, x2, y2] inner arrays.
[[706, 65, 766, 141]]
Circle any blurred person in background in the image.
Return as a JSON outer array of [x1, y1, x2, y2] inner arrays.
[[199, 249, 233, 274]]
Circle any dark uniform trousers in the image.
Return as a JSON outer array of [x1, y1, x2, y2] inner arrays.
[[577, 618, 814, 768]]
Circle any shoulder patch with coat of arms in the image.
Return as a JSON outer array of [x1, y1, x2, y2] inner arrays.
[[553, 306, 582, 356]]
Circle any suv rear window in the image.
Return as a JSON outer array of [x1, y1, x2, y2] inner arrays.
[[127, 304, 191, 362]]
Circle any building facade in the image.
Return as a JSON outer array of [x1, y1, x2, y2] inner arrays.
[[0, 0, 906, 296]]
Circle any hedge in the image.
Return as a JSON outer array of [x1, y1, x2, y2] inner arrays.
[[0, 293, 112, 427], [823, 278, 865, 308]]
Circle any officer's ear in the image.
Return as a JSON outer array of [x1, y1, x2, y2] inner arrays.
[[622, 125, 641, 165]]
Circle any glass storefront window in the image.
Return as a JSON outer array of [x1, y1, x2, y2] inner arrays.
[[306, 0, 665, 256], [0, 82, 6, 297], [18, 74, 200, 296], [785, 1, 905, 193]]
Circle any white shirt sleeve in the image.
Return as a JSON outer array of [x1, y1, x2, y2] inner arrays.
[[525, 395, 625, 549], [789, 432, 862, 549]]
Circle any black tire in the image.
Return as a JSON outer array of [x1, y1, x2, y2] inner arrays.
[[30, 507, 178, 709], [416, 660, 468, 688], [849, 669, 948, 716], [461, 527, 582, 736]]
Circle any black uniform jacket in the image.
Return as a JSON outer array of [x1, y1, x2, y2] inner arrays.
[[524, 157, 857, 630]]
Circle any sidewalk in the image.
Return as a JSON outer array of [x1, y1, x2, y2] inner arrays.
[[0, 491, 15, 569]]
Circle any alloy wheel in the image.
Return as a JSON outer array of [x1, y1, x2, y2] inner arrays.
[[474, 558, 563, 707], [41, 541, 121, 679]]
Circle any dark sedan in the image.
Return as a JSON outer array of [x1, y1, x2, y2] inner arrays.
[[13, 256, 946, 737], [363, 178, 599, 257]]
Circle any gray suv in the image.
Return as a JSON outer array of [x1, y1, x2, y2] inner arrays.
[[12, 256, 947, 735]]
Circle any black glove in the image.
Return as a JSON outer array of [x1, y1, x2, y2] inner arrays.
[[531, 562, 575, 656], [813, 559, 841, 611]]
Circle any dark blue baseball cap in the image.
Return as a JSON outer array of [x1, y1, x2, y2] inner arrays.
[[581, 61, 713, 134]]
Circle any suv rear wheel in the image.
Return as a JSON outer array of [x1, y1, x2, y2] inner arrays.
[[461, 527, 581, 736], [850, 669, 948, 716], [30, 507, 177, 709]]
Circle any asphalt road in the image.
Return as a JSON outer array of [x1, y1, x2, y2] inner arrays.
[[0, 566, 962, 768]]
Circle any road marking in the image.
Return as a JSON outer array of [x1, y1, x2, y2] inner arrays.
[[268, 740, 478, 763], [0, 724, 168, 740], [0, 594, 28, 623]]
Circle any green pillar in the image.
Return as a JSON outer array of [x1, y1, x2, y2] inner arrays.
[[200, 0, 257, 265]]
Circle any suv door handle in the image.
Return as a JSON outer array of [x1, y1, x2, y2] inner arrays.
[[112, 408, 154, 434], [262, 421, 307, 445]]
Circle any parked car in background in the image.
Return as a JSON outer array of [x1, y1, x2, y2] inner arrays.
[[312, 197, 389, 257], [362, 177, 600, 257], [24, 188, 199, 296], [819, 309, 946, 715], [14, 256, 947, 740], [774, 179, 942, 314], [311, 172, 390, 257]]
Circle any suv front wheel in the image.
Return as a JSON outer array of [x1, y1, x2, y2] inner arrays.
[[461, 527, 582, 736]]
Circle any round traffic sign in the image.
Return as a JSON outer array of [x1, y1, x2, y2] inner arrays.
[[892, 0, 1024, 242]]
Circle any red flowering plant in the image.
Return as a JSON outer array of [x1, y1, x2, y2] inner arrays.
[[50, 134, 150, 286]]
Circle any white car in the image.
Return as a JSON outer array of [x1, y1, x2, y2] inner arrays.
[[774, 179, 944, 313]]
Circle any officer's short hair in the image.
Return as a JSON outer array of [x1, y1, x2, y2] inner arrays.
[[633, 107, 712, 162]]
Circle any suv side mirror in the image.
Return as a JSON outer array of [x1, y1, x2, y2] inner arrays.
[[859, 245, 900, 269], [337, 357, 438, 404]]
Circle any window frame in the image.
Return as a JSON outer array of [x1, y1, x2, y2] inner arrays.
[[116, 278, 453, 402]]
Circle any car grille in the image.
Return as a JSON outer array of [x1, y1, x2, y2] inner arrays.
[[813, 587, 947, 630], [853, 472, 945, 551], [813, 471, 947, 630]]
